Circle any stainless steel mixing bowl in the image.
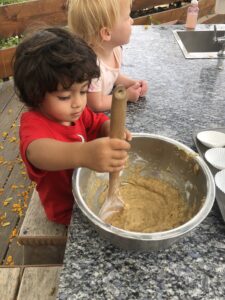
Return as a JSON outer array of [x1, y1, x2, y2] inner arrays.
[[72, 133, 215, 251]]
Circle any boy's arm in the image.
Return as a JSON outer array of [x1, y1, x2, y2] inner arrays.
[[26, 136, 130, 173], [99, 120, 110, 137], [99, 120, 132, 142]]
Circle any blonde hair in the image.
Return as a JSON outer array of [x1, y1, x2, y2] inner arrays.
[[68, 0, 132, 47]]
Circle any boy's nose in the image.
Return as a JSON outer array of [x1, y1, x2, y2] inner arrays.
[[71, 95, 81, 108]]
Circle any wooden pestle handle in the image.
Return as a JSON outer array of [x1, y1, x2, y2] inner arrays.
[[110, 85, 127, 139], [108, 85, 128, 195]]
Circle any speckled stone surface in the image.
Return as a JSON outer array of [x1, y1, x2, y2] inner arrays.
[[58, 25, 225, 300]]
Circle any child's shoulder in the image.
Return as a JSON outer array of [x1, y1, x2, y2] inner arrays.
[[20, 111, 51, 128], [21, 110, 47, 122], [19, 110, 61, 138], [22, 110, 40, 117]]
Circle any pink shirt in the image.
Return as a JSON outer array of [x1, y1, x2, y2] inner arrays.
[[88, 46, 122, 95]]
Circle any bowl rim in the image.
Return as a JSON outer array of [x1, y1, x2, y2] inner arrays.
[[73, 133, 215, 241]]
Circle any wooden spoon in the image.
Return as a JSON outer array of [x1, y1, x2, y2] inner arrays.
[[99, 85, 128, 221]]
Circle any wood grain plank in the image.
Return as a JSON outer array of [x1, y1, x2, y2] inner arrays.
[[0, 79, 15, 113], [23, 244, 66, 265], [0, 87, 25, 186], [132, 0, 182, 11], [0, 80, 32, 264], [198, 13, 225, 24], [17, 266, 61, 300], [0, 0, 68, 38], [0, 161, 33, 263], [5, 217, 25, 265], [0, 47, 16, 79], [0, 267, 21, 299], [133, 0, 216, 24], [19, 189, 67, 245]]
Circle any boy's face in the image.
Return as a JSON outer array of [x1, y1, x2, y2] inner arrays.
[[110, 0, 133, 46], [39, 81, 89, 126]]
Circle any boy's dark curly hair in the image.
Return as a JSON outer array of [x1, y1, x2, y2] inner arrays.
[[13, 26, 100, 108]]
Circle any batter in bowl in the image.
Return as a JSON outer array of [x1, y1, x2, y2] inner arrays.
[[87, 157, 197, 233], [104, 176, 191, 232]]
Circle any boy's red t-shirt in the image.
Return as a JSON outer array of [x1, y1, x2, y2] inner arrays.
[[20, 107, 109, 225]]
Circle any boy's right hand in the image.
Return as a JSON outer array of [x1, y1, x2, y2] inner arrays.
[[82, 137, 130, 173]]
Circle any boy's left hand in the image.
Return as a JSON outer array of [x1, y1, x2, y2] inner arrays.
[[124, 128, 132, 142], [101, 120, 132, 142]]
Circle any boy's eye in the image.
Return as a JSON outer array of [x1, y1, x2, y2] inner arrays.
[[58, 95, 71, 100], [80, 90, 88, 95]]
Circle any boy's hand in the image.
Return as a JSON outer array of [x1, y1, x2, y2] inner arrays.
[[101, 121, 132, 142], [83, 137, 130, 173], [124, 128, 132, 142]]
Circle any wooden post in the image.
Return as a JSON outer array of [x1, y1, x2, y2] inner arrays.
[[0, 46, 16, 79]]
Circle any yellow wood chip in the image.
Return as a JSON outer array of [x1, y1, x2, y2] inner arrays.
[[12, 203, 21, 208], [9, 228, 17, 240], [2, 132, 8, 138], [6, 255, 14, 265], [2, 222, 10, 227], [11, 185, 18, 189], [3, 197, 13, 206], [4, 197, 13, 202], [8, 137, 17, 143], [0, 212, 7, 220]]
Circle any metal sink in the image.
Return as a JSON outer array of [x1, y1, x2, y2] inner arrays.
[[173, 30, 225, 59]]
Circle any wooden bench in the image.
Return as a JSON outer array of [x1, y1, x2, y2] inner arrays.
[[0, 265, 61, 299], [18, 189, 67, 265]]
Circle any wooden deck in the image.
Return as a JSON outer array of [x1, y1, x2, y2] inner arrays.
[[0, 79, 33, 265]]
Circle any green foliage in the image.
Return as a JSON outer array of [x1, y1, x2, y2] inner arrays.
[[0, 0, 27, 5], [0, 36, 22, 49]]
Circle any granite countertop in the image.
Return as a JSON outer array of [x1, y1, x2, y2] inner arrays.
[[58, 25, 225, 300]]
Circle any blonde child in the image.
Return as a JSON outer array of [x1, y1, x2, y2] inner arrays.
[[68, 0, 148, 111], [13, 27, 131, 225]]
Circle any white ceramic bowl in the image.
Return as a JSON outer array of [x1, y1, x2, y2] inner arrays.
[[197, 130, 225, 148], [215, 169, 225, 194], [205, 148, 225, 170]]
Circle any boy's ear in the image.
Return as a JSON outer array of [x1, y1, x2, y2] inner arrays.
[[100, 27, 111, 42]]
